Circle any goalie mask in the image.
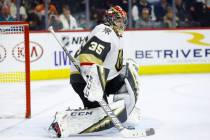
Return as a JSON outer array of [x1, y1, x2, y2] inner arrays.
[[104, 5, 127, 37]]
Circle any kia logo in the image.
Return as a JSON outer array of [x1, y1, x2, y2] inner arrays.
[[0, 45, 7, 63], [12, 41, 43, 62]]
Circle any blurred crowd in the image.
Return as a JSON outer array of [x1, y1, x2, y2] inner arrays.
[[0, 0, 210, 30], [132, 0, 210, 28]]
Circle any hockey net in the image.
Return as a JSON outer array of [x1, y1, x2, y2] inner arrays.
[[0, 22, 31, 118]]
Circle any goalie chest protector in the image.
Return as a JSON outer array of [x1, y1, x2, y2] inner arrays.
[[71, 24, 124, 81]]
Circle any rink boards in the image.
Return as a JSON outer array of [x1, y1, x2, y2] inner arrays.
[[0, 28, 210, 80]]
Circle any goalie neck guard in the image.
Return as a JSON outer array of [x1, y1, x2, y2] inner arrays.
[[104, 5, 127, 37]]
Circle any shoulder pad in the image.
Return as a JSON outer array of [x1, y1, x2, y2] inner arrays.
[[93, 24, 114, 43]]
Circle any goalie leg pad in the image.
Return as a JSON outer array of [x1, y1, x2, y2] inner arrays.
[[113, 58, 140, 116], [49, 100, 127, 137]]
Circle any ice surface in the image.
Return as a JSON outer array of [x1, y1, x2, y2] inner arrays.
[[0, 74, 210, 140]]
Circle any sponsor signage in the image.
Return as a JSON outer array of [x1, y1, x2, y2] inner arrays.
[[54, 50, 73, 66], [0, 45, 6, 62], [124, 30, 210, 65], [61, 35, 88, 48], [1, 29, 210, 74], [135, 48, 210, 59], [12, 41, 43, 63]]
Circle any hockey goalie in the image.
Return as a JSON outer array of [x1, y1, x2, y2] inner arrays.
[[49, 5, 141, 137]]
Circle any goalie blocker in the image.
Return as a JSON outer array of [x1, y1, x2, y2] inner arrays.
[[49, 60, 141, 137]]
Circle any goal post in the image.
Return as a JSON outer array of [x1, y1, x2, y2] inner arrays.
[[0, 22, 31, 118]]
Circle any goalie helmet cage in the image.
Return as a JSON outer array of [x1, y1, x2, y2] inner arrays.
[[0, 22, 31, 118]]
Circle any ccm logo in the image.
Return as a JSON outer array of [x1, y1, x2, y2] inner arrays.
[[70, 111, 93, 116], [12, 41, 43, 62]]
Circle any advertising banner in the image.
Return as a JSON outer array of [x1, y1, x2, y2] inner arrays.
[[1, 29, 210, 80]]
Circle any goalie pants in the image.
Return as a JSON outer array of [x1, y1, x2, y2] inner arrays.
[[70, 73, 125, 109]]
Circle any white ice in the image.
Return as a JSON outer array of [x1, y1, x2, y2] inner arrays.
[[0, 73, 210, 140]]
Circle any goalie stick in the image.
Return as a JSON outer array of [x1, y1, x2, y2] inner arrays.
[[48, 26, 155, 137]]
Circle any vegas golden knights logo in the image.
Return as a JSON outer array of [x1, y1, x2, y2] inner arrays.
[[115, 49, 123, 71]]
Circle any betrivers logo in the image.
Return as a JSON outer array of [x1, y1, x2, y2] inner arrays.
[[135, 31, 210, 60], [179, 31, 210, 46], [0, 45, 7, 62], [12, 41, 43, 62]]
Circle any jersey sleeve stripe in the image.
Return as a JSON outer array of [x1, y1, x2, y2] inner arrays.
[[79, 54, 103, 65], [80, 62, 94, 66]]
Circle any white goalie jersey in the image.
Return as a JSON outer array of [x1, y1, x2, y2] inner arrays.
[[71, 23, 124, 81]]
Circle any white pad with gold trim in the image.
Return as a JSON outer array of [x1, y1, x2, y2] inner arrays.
[[49, 100, 127, 137], [113, 58, 140, 116]]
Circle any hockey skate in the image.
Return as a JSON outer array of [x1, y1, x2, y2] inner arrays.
[[49, 121, 61, 137], [48, 113, 62, 138]]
